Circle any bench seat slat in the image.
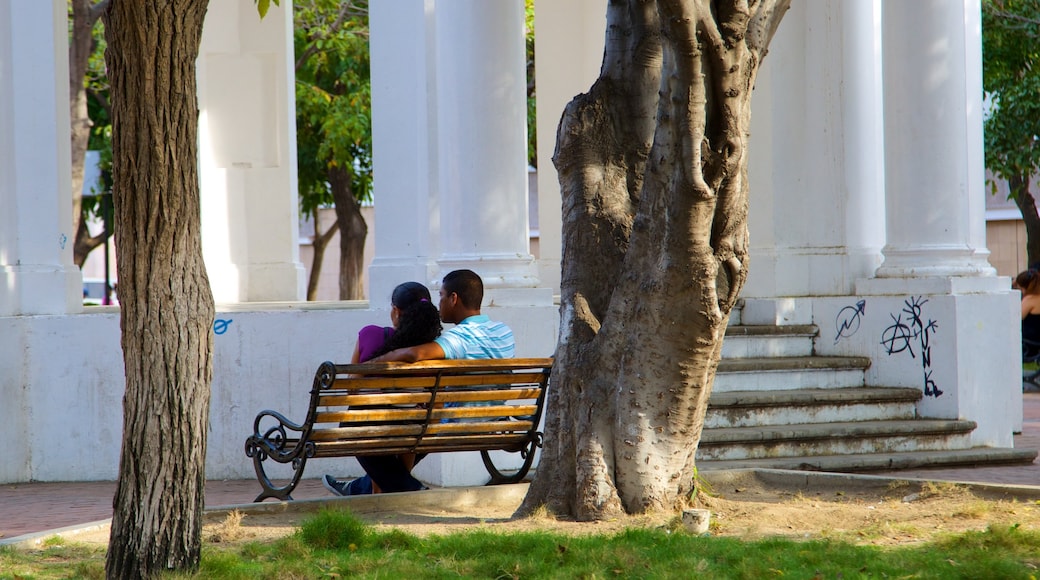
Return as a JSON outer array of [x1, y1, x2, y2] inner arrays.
[[309, 420, 535, 441], [311, 434, 531, 456]]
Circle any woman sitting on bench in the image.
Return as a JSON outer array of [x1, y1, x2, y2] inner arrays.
[[1016, 269, 1040, 359], [323, 281, 443, 496]]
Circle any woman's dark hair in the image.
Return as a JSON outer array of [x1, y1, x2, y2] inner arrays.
[[369, 282, 442, 359], [1018, 269, 1040, 295]]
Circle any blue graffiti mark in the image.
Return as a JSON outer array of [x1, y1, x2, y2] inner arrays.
[[59, 233, 68, 250], [834, 299, 866, 344], [881, 296, 942, 397], [214, 318, 233, 335]]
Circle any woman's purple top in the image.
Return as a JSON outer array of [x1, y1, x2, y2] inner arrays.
[[357, 324, 394, 362]]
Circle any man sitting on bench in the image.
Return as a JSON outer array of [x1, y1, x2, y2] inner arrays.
[[323, 269, 515, 495]]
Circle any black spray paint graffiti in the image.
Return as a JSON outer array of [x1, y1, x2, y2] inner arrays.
[[880, 296, 942, 397], [834, 299, 866, 344]]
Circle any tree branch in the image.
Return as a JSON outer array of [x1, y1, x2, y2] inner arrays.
[[295, 2, 366, 72]]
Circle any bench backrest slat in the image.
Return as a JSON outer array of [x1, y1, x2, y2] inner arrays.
[[316, 404, 539, 425], [318, 387, 543, 407], [331, 371, 548, 390]]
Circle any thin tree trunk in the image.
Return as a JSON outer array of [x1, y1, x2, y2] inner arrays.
[[1010, 174, 1040, 268], [329, 166, 368, 301], [103, 1, 214, 577], [521, 0, 788, 521], [306, 211, 338, 301], [69, 0, 110, 267]]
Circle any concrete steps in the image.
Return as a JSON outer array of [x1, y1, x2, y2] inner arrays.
[[705, 387, 922, 428], [697, 323, 1038, 472], [699, 447, 1040, 473]]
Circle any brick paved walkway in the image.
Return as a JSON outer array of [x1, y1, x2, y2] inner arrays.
[[3, 393, 1038, 542]]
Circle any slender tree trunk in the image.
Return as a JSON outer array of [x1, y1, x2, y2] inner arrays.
[[103, 1, 214, 578], [329, 166, 368, 301], [1010, 174, 1040, 268], [69, 0, 111, 267], [521, 0, 788, 521], [306, 211, 338, 301]]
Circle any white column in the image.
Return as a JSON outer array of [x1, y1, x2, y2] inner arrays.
[[367, 0, 441, 303], [742, 0, 885, 324], [433, 1, 539, 290], [873, 0, 994, 280], [197, 0, 306, 303], [533, 0, 603, 296], [0, 0, 82, 315]]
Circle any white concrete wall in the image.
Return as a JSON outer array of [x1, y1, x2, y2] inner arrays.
[[811, 289, 1021, 445], [0, 302, 557, 485]]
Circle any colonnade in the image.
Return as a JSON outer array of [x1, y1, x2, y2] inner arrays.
[[0, 0, 1022, 483]]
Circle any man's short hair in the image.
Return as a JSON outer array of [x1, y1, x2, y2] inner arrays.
[[442, 269, 483, 310]]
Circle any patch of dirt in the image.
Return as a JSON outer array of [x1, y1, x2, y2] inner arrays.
[[50, 478, 1040, 549]]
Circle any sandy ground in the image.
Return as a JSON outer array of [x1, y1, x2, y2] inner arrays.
[[50, 473, 1040, 550]]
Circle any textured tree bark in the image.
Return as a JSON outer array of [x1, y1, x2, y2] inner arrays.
[[102, 1, 214, 578], [1010, 174, 1040, 268], [306, 214, 338, 301], [329, 166, 368, 301], [520, 0, 788, 521]]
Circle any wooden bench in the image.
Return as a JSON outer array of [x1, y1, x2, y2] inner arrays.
[[244, 357, 553, 502]]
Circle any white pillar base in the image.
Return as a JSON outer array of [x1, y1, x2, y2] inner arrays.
[[0, 266, 82, 316], [873, 245, 996, 280]]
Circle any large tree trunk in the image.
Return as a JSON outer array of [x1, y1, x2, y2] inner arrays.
[[103, 1, 214, 578], [69, 0, 111, 267], [1010, 174, 1040, 268], [329, 166, 368, 301], [521, 0, 788, 521]]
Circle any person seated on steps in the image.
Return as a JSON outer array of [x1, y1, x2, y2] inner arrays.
[[323, 269, 516, 496]]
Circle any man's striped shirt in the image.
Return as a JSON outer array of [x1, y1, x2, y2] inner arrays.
[[434, 314, 515, 360]]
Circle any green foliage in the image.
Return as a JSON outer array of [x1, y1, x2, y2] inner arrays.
[[526, 0, 537, 168], [983, 0, 1040, 195], [294, 0, 372, 216]]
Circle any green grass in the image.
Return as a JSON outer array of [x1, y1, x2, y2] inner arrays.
[[3, 509, 1040, 579]]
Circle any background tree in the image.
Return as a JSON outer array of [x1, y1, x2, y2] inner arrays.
[[294, 0, 372, 301], [102, 1, 214, 577], [983, 0, 1040, 267], [520, 0, 789, 521], [69, 0, 113, 267], [525, 0, 536, 168]]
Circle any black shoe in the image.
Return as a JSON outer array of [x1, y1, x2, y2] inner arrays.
[[322, 474, 351, 496]]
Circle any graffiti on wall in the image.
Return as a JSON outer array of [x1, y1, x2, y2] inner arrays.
[[880, 296, 942, 397], [834, 299, 867, 344], [214, 318, 233, 335]]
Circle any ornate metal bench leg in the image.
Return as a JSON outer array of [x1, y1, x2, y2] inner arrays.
[[248, 442, 309, 502], [481, 439, 538, 485]]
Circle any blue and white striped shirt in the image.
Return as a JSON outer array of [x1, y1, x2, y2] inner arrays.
[[435, 314, 515, 360]]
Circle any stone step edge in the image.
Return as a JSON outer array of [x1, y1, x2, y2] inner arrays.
[[697, 447, 1039, 473], [718, 356, 871, 373], [699, 419, 976, 445], [708, 387, 921, 408], [725, 324, 818, 337]]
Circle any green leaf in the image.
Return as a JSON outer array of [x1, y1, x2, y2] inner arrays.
[[255, 0, 280, 19]]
